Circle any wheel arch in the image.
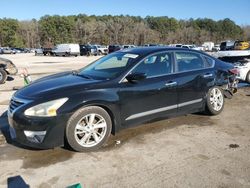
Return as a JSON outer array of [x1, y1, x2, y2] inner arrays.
[[92, 103, 117, 135]]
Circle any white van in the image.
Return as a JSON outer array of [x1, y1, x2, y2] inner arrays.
[[52, 44, 80, 57]]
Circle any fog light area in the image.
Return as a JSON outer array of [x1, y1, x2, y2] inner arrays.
[[24, 131, 46, 143]]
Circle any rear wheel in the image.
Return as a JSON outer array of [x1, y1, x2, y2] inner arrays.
[[205, 86, 224, 115], [66, 106, 112, 152], [0, 69, 7, 84], [246, 71, 250, 83]]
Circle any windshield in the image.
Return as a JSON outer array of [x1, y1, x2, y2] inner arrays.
[[79, 52, 139, 80]]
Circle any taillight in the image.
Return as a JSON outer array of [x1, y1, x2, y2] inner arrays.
[[229, 68, 239, 75]]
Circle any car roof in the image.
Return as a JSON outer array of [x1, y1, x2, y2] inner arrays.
[[118, 47, 204, 56]]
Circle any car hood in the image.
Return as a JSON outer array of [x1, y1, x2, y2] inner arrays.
[[15, 71, 102, 99]]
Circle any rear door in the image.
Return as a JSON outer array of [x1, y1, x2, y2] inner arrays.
[[173, 51, 215, 113]]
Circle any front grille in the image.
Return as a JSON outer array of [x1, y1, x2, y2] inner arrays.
[[9, 98, 25, 113]]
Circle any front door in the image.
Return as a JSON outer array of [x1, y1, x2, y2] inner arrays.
[[119, 52, 178, 126]]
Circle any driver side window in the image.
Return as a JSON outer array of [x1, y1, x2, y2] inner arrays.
[[131, 52, 172, 78]]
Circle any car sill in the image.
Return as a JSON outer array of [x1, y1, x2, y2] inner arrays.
[[125, 98, 203, 121]]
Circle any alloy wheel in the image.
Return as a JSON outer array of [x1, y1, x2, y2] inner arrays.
[[209, 88, 223, 111], [74, 113, 107, 148]]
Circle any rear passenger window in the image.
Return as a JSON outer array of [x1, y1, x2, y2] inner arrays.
[[203, 56, 215, 68], [175, 52, 204, 72]]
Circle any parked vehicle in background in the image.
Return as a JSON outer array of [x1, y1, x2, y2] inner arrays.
[[9, 48, 31, 53], [169, 44, 183, 47], [30, 48, 36, 53], [220, 41, 235, 51], [0, 57, 18, 84], [52, 44, 80, 57], [212, 45, 220, 52], [212, 45, 250, 83], [93, 45, 108, 55], [123, 45, 136, 49], [0, 48, 3, 54], [80, 45, 98, 56], [144, 44, 159, 47], [202, 42, 214, 51], [34, 48, 44, 56], [108, 45, 122, 53], [234, 59, 250, 83], [2, 47, 16, 54], [11, 48, 22, 54], [8, 47, 238, 152], [42, 48, 53, 56], [26, 48, 32, 53], [181, 45, 200, 51], [234, 41, 250, 50]]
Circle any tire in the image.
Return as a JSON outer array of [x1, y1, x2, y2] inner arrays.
[[0, 69, 7, 84], [246, 71, 250, 83], [205, 86, 224, 115], [66, 106, 112, 152]]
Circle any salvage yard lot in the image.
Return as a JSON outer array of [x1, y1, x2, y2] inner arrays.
[[0, 53, 250, 187]]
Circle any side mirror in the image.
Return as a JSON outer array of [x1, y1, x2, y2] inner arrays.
[[126, 72, 147, 83]]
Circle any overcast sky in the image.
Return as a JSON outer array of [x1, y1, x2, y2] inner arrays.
[[0, 0, 249, 25]]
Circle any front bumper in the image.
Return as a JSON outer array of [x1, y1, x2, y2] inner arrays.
[[8, 110, 70, 149]]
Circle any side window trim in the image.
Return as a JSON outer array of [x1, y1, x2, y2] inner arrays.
[[173, 50, 214, 74], [202, 55, 215, 68]]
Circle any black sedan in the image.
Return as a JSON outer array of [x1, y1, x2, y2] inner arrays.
[[8, 47, 237, 151]]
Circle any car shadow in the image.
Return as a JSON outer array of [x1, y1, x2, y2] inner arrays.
[[6, 76, 14, 81]]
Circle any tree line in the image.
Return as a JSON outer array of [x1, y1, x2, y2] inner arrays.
[[0, 14, 249, 48]]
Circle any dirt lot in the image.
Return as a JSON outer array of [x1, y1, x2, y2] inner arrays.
[[0, 54, 250, 188]]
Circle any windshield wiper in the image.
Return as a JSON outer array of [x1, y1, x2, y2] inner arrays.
[[72, 70, 93, 79]]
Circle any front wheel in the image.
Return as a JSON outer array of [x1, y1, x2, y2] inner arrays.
[[205, 86, 224, 115], [66, 106, 112, 152]]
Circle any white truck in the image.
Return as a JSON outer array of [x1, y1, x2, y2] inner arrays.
[[52, 44, 80, 57], [202, 42, 214, 51]]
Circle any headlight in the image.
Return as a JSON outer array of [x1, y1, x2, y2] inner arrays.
[[24, 98, 68, 117]]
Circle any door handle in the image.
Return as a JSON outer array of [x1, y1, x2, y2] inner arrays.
[[165, 81, 177, 87], [203, 73, 213, 78]]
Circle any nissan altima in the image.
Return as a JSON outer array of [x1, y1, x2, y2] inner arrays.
[[8, 47, 237, 152]]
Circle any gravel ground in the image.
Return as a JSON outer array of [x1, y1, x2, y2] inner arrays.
[[0, 53, 250, 188]]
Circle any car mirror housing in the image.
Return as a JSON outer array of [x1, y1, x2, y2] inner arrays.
[[126, 72, 147, 83]]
